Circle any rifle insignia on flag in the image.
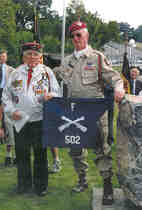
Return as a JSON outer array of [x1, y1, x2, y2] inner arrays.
[[58, 116, 88, 133]]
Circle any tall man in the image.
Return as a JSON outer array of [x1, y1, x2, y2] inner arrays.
[[0, 49, 15, 166], [2, 42, 61, 196], [54, 21, 125, 205]]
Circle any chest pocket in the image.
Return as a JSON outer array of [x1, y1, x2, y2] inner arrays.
[[81, 67, 98, 85]]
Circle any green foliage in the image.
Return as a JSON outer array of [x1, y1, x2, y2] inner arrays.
[[0, 0, 19, 66], [40, 16, 62, 40], [0, 0, 16, 38], [65, 0, 121, 49], [66, 0, 86, 21], [107, 21, 121, 42], [12, 0, 53, 32], [2, 0, 141, 65], [43, 35, 60, 53], [134, 25, 142, 42], [12, 0, 52, 8]]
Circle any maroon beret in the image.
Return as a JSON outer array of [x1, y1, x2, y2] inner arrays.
[[21, 42, 43, 53], [69, 21, 87, 33]]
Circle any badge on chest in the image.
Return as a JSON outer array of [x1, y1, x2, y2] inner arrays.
[[84, 62, 96, 71], [33, 71, 50, 95], [12, 80, 23, 88]]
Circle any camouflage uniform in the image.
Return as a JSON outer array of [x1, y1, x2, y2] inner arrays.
[[54, 45, 123, 191]]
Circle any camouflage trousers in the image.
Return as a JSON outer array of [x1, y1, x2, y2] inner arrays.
[[69, 111, 113, 180]]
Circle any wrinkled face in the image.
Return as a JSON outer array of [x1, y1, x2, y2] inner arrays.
[[0, 53, 7, 64], [23, 50, 42, 68], [130, 68, 140, 80], [71, 29, 89, 51]]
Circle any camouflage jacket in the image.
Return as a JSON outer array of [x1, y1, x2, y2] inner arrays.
[[54, 46, 124, 98]]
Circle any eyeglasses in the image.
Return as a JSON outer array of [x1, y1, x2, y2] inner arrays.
[[26, 53, 40, 57], [71, 33, 82, 39], [25, 50, 41, 57]]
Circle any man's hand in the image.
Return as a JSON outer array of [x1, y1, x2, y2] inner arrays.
[[44, 90, 54, 101], [114, 90, 125, 103], [12, 111, 22, 121]]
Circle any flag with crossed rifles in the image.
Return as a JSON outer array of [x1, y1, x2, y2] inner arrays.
[[42, 97, 113, 149]]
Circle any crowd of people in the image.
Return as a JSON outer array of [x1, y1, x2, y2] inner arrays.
[[0, 20, 142, 208]]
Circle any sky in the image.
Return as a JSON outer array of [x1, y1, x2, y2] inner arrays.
[[51, 0, 141, 29]]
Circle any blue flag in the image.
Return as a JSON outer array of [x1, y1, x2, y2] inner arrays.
[[42, 97, 113, 148]]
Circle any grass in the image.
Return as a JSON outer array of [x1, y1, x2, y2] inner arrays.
[[114, 65, 122, 71], [0, 106, 119, 210], [136, 42, 142, 51]]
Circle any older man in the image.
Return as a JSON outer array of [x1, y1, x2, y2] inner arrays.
[[2, 42, 61, 196], [54, 21, 125, 205]]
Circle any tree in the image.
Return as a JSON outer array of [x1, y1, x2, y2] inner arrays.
[[134, 25, 142, 42], [0, 0, 127, 65], [12, 0, 53, 31], [107, 21, 121, 42], [118, 22, 135, 40], [65, 0, 121, 49], [0, 0, 20, 65]]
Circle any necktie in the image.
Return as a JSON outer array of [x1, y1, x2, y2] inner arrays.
[[133, 80, 136, 95], [27, 68, 33, 88], [0, 64, 3, 85]]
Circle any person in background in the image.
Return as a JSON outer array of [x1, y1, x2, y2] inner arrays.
[[54, 20, 125, 205], [2, 42, 61, 196], [0, 49, 15, 166], [129, 66, 142, 95], [0, 88, 5, 141], [50, 147, 61, 173]]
